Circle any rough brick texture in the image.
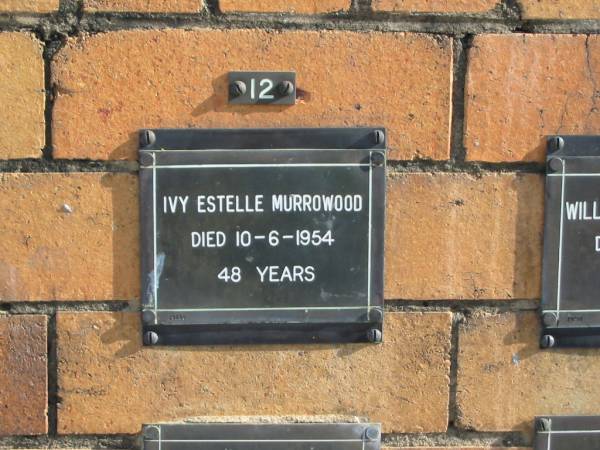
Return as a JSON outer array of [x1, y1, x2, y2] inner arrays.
[[52, 30, 452, 161], [519, 0, 600, 19], [219, 0, 349, 13], [458, 312, 600, 432], [0, 33, 44, 159], [465, 34, 600, 162], [0, 173, 139, 301], [0, 315, 47, 436], [84, 0, 202, 13], [57, 312, 451, 434], [0, 0, 58, 12], [372, 0, 501, 13], [385, 173, 543, 300]]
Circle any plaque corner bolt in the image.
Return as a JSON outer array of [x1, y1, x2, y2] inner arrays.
[[142, 310, 156, 324], [536, 417, 552, 432], [140, 152, 154, 166], [542, 312, 558, 327], [364, 426, 380, 441], [229, 80, 247, 97], [371, 151, 385, 167], [140, 129, 156, 148], [373, 130, 385, 146], [367, 328, 382, 343], [540, 334, 556, 349], [144, 330, 159, 346], [143, 425, 160, 440], [277, 80, 294, 96], [550, 135, 565, 152]]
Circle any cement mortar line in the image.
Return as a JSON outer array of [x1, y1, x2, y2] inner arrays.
[[0, 430, 530, 449], [0, 300, 539, 315], [0, 159, 545, 174]]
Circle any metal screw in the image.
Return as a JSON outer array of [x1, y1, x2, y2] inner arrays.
[[140, 130, 156, 148], [229, 80, 247, 97], [373, 130, 385, 146], [540, 335, 556, 349], [142, 310, 156, 324], [371, 151, 385, 167], [548, 157, 563, 173], [542, 312, 558, 327], [367, 328, 382, 343], [277, 80, 294, 96], [364, 426, 380, 441], [144, 331, 159, 346], [536, 417, 552, 432], [143, 426, 160, 440], [551, 136, 565, 152]]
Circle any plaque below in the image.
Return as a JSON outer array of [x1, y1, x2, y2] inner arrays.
[[542, 135, 600, 347], [142, 423, 381, 450], [535, 416, 600, 450], [139, 128, 386, 345]]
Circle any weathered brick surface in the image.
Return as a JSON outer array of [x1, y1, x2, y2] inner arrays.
[[465, 34, 600, 162], [385, 173, 543, 300], [0, 33, 44, 159], [0, 173, 138, 301], [458, 311, 600, 432], [219, 0, 348, 13], [0, 0, 58, 12], [519, 0, 600, 19], [84, 0, 202, 13], [57, 312, 451, 434], [0, 315, 47, 436], [372, 0, 500, 13], [52, 30, 452, 161]]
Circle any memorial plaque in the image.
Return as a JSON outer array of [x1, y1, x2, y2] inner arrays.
[[542, 135, 600, 347], [139, 128, 385, 345], [142, 423, 381, 450], [534, 416, 600, 450]]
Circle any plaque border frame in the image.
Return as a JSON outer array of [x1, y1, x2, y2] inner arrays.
[[534, 415, 600, 450], [138, 127, 386, 346]]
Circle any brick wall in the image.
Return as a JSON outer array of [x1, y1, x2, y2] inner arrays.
[[1, 1, 600, 449]]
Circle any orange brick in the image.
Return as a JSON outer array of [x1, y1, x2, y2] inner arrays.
[[0, 173, 138, 301], [457, 311, 600, 432], [0, 0, 58, 12], [519, 0, 600, 19], [219, 0, 348, 13], [0, 33, 45, 158], [465, 34, 600, 162], [52, 30, 452, 161], [372, 0, 500, 13], [84, 0, 202, 13], [0, 315, 47, 436], [57, 312, 451, 434], [385, 173, 543, 300]]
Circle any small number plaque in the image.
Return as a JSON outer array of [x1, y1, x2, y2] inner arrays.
[[542, 135, 600, 347], [228, 71, 296, 105], [142, 423, 381, 450], [139, 128, 385, 345], [535, 416, 600, 450]]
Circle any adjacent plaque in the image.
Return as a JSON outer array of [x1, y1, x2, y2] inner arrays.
[[142, 423, 381, 450], [535, 416, 600, 450], [139, 128, 385, 345], [542, 135, 600, 347], [228, 72, 296, 105]]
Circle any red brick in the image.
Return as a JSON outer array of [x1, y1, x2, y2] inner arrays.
[[52, 30, 452, 161], [57, 312, 451, 434], [465, 34, 600, 162], [84, 0, 202, 13], [0, 315, 47, 436], [385, 173, 543, 300], [219, 0, 349, 13], [458, 312, 600, 432], [0, 173, 139, 301], [519, 0, 600, 19], [0, 0, 58, 12], [372, 0, 500, 13], [0, 32, 45, 158]]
